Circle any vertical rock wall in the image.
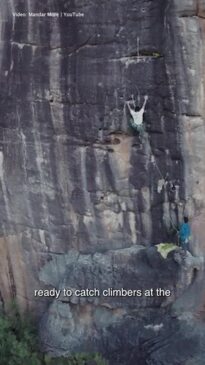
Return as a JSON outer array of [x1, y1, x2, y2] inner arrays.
[[173, 0, 205, 255], [0, 0, 186, 313], [1, 0, 205, 363]]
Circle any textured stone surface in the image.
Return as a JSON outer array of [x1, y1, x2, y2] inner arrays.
[[173, 0, 205, 257], [0, 0, 185, 311], [0, 0, 205, 364], [39, 246, 203, 362]]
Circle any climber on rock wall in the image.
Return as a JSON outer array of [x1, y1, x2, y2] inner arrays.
[[179, 216, 191, 253], [126, 95, 148, 134]]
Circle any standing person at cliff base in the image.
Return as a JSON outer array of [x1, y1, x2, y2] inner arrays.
[[179, 216, 191, 253]]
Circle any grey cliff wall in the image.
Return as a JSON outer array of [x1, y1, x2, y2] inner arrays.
[[0, 0, 184, 311], [174, 0, 205, 256], [0, 0, 205, 364]]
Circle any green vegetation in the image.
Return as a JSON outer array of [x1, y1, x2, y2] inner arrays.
[[0, 311, 41, 365], [152, 51, 161, 58], [128, 50, 163, 58], [139, 50, 162, 58], [0, 305, 107, 365], [45, 353, 107, 365], [156, 243, 178, 259]]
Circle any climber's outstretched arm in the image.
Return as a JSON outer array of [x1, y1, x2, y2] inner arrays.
[[142, 95, 148, 110], [126, 101, 134, 114]]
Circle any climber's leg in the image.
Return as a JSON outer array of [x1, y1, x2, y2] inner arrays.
[[180, 239, 186, 251], [138, 124, 145, 138], [181, 239, 190, 255], [185, 239, 190, 253]]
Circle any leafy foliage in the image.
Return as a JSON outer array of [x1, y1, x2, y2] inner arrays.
[[45, 352, 107, 365], [0, 305, 107, 365], [0, 314, 41, 365]]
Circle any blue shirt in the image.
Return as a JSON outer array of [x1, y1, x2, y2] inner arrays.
[[179, 223, 191, 242]]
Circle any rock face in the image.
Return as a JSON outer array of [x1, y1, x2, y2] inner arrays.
[[175, 0, 205, 256], [0, 0, 184, 312], [39, 246, 205, 364], [0, 0, 205, 364]]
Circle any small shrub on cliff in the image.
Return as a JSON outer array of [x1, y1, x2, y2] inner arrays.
[[44, 352, 107, 365]]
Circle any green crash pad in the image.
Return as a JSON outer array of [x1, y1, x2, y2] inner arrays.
[[156, 243, 178, 259]]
